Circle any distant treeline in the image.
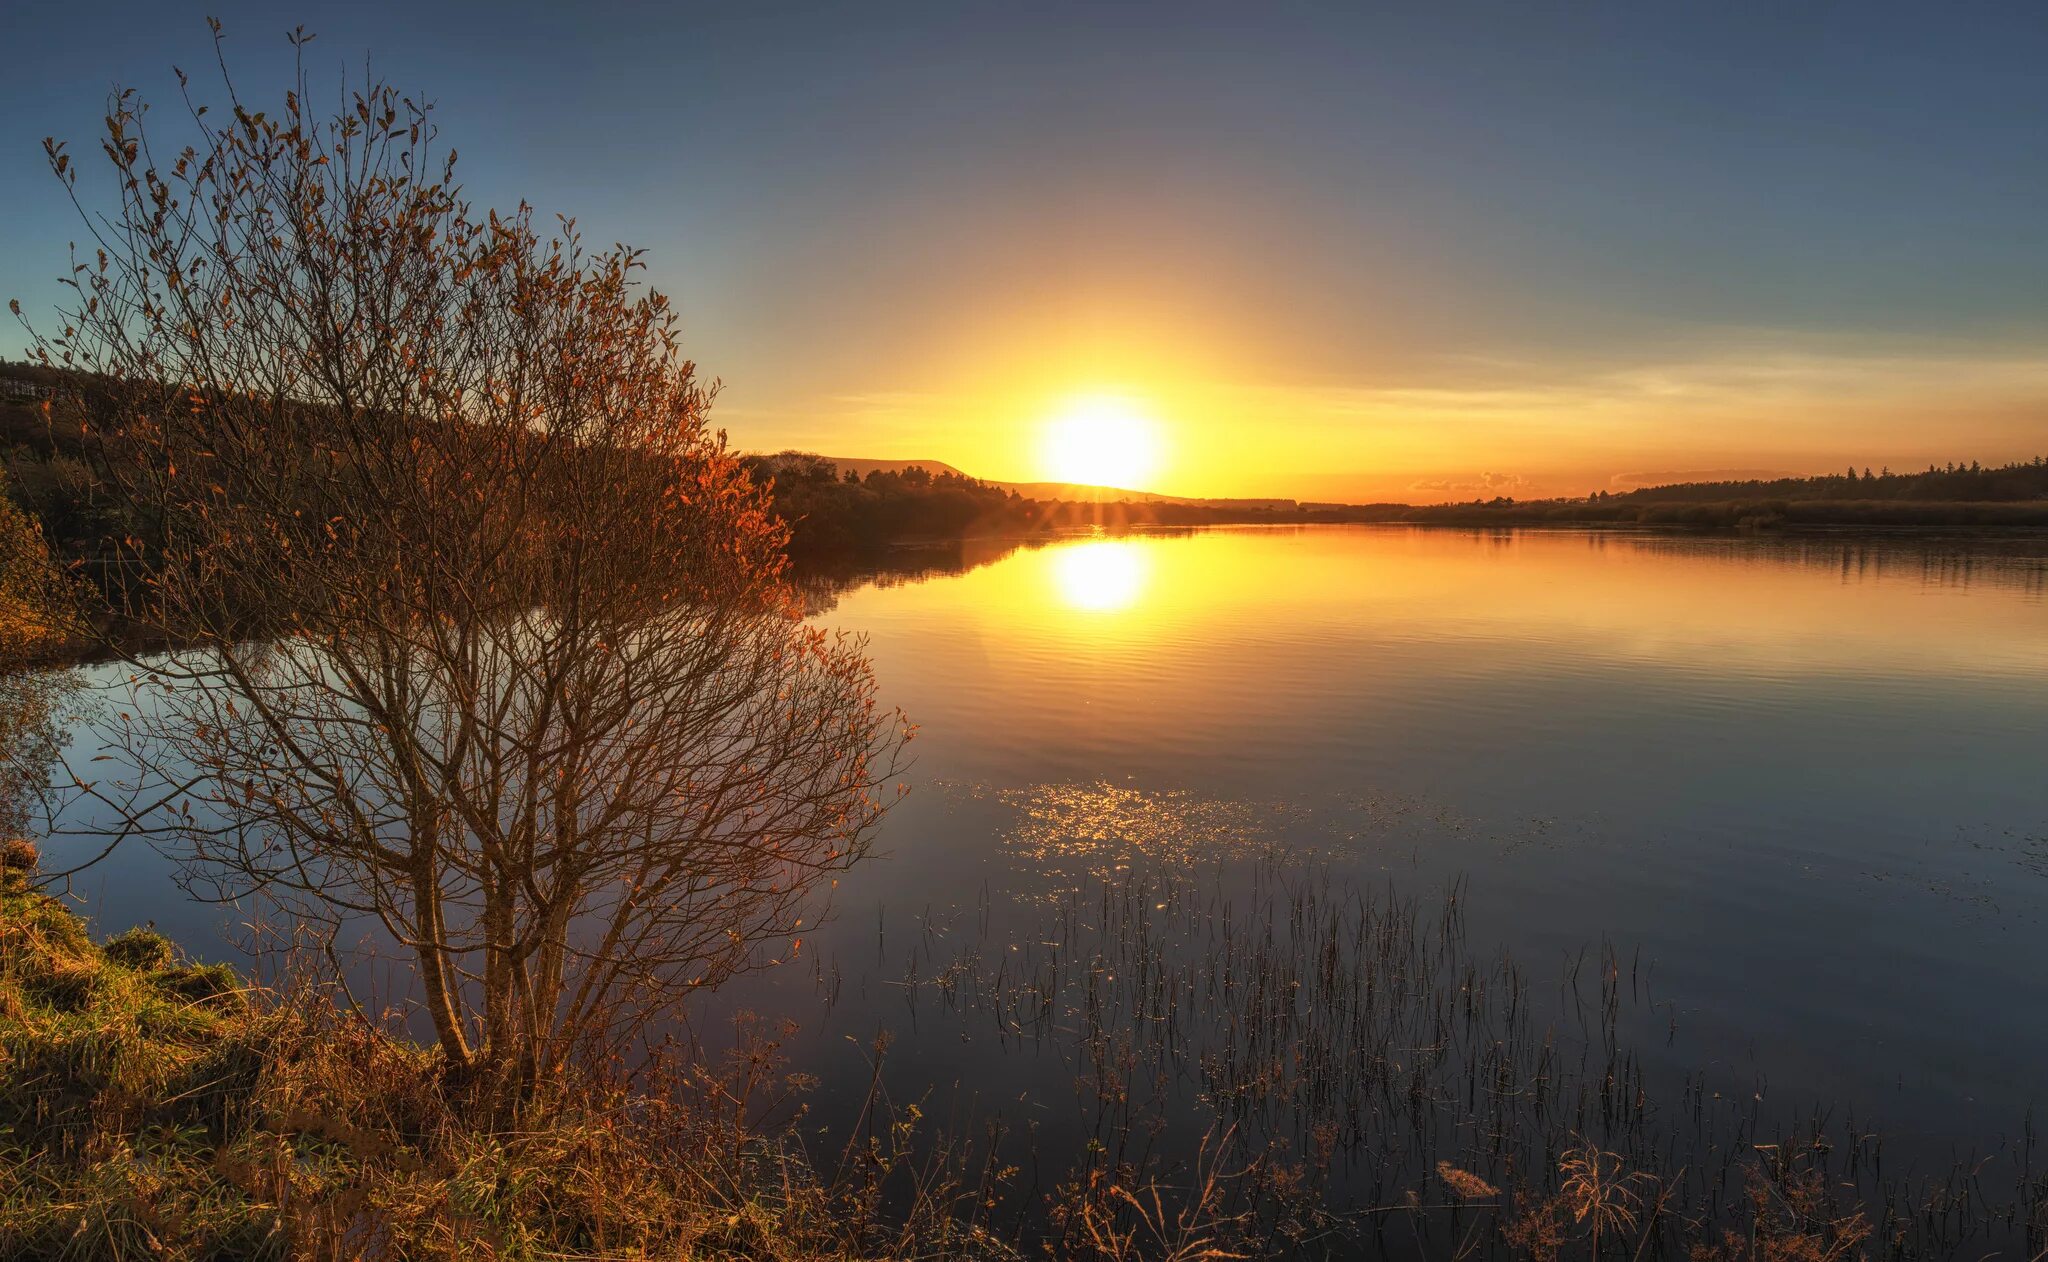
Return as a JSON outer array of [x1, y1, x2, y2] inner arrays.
[[0, 369, 134, 565], [744, 449, 2048, 554], [1393, 457, 2048, 529], [1607, 457, 2048, 505], [740, 451, 1413, 558]]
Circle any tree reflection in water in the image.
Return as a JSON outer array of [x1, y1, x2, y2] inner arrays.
[[0, 670, 85, 844]]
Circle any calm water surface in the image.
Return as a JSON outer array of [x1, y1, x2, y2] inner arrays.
[[797, 526, 2048, 1141], [44, 525, 2048, 1158]]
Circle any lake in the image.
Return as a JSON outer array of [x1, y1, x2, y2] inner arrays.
[[34, 524, 2048, 1228]]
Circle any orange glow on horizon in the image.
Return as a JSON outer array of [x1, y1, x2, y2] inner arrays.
[[730, 329, 2048, 504]]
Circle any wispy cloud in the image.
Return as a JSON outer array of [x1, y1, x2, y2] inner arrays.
[[1276, 335, 2048, 427]]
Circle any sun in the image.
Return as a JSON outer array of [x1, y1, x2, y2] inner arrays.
[[1040, 394, 1163, 489]]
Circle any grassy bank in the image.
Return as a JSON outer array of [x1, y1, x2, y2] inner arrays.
[[0, 844, 1016, 1261]]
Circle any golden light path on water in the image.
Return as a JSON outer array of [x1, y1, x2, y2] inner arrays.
[[830, 524, 2048, 900], [1047, 537, 1150, 613]]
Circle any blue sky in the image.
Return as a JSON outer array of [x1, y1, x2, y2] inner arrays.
[[4, 2, 2044, 496]]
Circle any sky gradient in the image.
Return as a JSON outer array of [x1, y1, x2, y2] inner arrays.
[[3, 2, 2045, 500]]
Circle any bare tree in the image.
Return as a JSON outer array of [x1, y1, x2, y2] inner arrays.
[[19, 26, 909, 1096]]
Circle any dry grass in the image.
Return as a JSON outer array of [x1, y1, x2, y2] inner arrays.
[[0, 868, 1019, 1261]]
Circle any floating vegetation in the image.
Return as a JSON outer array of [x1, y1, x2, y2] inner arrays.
[[860, 860, 2045, 1258]]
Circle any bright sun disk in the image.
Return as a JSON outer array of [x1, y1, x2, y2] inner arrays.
[[1040, 395, 1162, 490]]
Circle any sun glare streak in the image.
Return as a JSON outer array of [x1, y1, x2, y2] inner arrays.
[[1040, 394, 1163, 489], [1050, 539, 1149, 613]]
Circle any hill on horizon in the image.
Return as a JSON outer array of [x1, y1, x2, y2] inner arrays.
[[808, 455, 1295, 509]]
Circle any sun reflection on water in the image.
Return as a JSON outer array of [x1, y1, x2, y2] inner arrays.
[[988, 780, 1283, 873], [1049, 539, 1149, 613]]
